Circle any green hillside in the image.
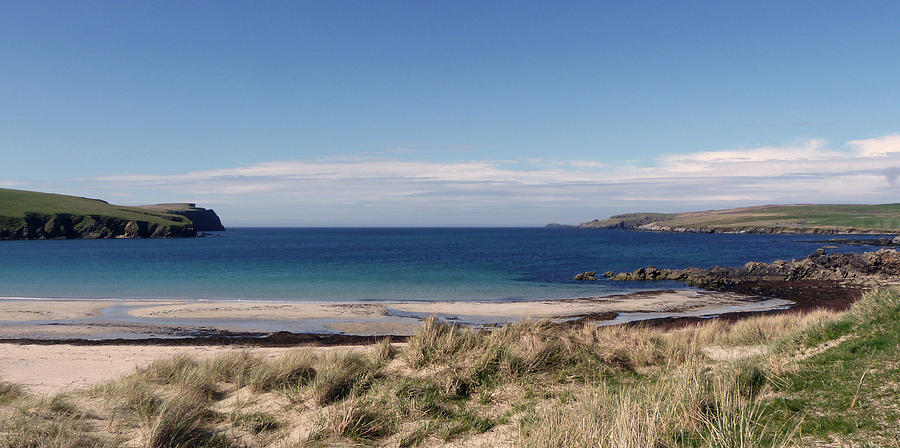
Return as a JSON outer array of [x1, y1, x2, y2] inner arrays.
[[580, 204, 900, 234], [0, 188, 196, 239]]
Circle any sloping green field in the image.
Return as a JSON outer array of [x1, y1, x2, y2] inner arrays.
[[0, 188, 188, 226], [0, 188, 195, 239], [581, 204, 900, 233]]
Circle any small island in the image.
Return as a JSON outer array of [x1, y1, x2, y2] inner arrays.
[[0, 188, 224, 240], [561, 203, 900, 234]]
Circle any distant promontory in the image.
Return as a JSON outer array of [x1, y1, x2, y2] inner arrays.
[[554, 204, 900, 235], [0, 188, 224, 240], [137, 203, 226, 232]]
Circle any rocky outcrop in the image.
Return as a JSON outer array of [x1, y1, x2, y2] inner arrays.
[[138, 204, 225, 231], [573, 271, 597, 281], [0, 213, 196, 240], [578, 249, 900, 289], [825, 237, 899, 247]]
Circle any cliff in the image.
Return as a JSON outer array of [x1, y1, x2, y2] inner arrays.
[[137, 203, 225, 231], [572, 204, 900, 235], [0, 188, 199, 240]]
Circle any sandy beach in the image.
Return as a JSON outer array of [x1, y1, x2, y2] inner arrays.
[[0, 289, 781, 340], [0, 289, 791, 393], [0, 343, 379, 395]]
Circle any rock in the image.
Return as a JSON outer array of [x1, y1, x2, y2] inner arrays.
[[574, 271, 597, 281], [893, 235, 900, 245], [598, 248, 900, 289]]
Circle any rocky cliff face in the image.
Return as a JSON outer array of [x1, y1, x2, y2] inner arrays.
[[168, 207, 225, 231], [137, 204, 225, 231], [0, 213, 197, 240]]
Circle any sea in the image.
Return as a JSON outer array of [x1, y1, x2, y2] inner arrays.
[[0, 228, 885, 302]]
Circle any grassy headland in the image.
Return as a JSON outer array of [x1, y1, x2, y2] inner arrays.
[[578, 203, 900, 234], [138, 203, 225, 231], [0, 188, 201, 239], [2, 288, 898, 447]]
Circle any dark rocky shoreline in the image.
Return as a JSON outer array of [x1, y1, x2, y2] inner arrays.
[[573, 248, 898, 329], [619, 280, 864, 330], [579, 248, 900, 289]]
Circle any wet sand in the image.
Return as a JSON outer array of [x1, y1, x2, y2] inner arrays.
[[0, 299, 110, 321]]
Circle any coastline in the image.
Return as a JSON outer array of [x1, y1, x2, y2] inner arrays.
[[0, 279, 863, 394], [0, 289, 785, 341], [0, 288, 794, 394]]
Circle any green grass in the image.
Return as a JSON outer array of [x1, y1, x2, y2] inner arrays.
[[0, 187, 189, 227], [764, 288, 900, 445], [583, 203, 900, 233]]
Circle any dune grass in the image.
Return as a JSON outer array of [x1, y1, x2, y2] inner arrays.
[[2, 288, 899, 447]]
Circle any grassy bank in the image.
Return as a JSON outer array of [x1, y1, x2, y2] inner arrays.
[[1, 289, 899, 447]]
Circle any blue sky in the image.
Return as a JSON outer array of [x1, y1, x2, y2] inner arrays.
[[2, 1, 900, 225]]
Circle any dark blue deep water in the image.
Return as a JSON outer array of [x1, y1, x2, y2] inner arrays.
[[0, 228, 884, 301]]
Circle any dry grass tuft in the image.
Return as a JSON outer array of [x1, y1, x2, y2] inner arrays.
[[231, 410, 280, 434], [0, 393, 114, 448], [146, 389, 233, 448], [245, 349, 317, 393], [374, 336, 398, 365], [0, 381, 25, 404], [136, 354, 221, 400], [311, 351, 377, 406], [308, 395, 396, 442], [205, 351, 262, 387]]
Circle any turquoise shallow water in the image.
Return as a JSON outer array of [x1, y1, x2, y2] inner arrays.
[[0, 228, 883, 301]]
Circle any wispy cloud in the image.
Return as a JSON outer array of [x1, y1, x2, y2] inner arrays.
[[65, 134, 900, 225]]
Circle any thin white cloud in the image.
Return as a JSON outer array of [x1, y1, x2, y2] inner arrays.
[[71, 134, 900, 225]]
